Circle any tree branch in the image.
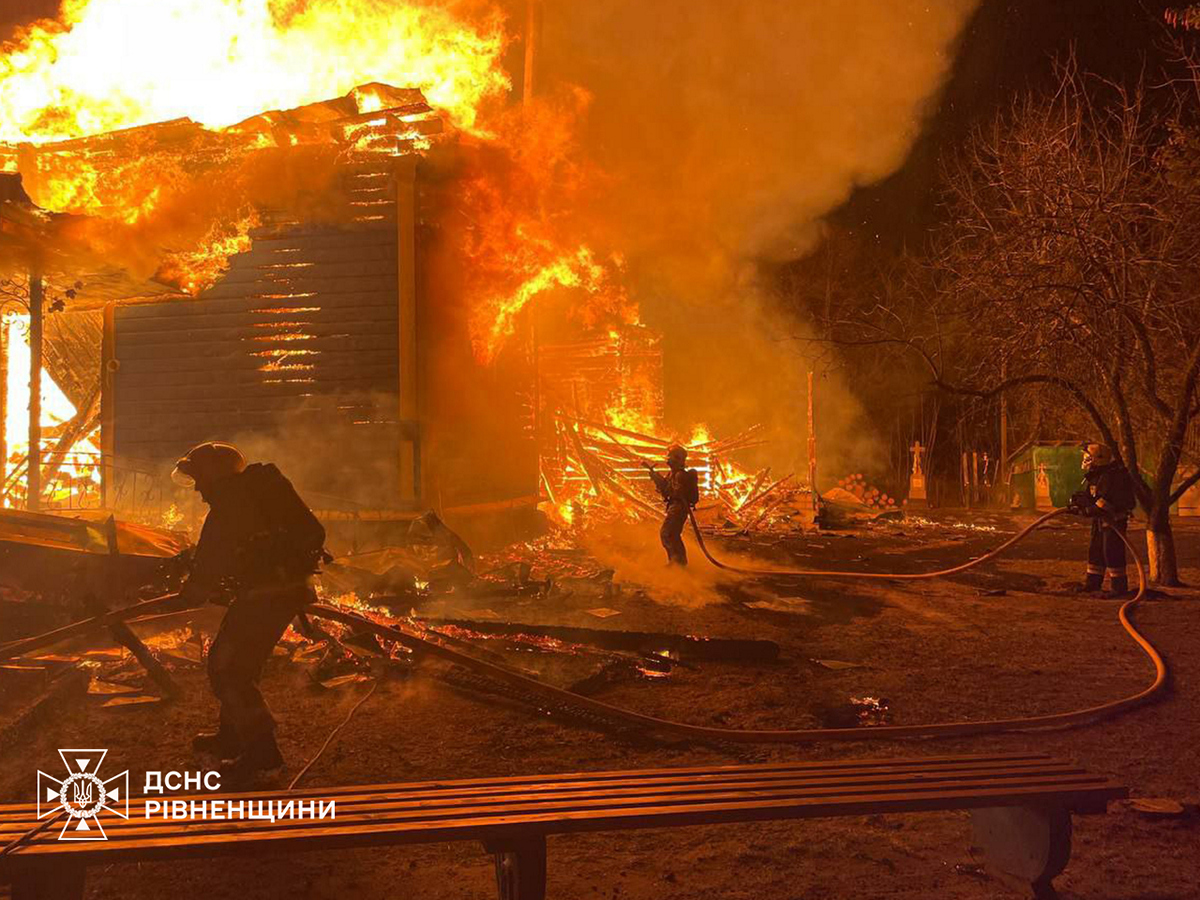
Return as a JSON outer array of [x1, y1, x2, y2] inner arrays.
[[1168, 467, 1200, 505], [932, 373, 1118, 452]]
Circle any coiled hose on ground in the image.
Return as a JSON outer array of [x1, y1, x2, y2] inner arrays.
[[311, 507, 1167, 742]]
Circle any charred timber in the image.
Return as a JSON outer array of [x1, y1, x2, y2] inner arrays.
[[420, 618, 780, 663]]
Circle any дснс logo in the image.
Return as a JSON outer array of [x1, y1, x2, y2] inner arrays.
[[37, 749, 129, 840]]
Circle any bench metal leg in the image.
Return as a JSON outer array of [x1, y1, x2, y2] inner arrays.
[[11, 862, 86, 900], [970, 805, 1071, 900], [482, 835, 547, 900]]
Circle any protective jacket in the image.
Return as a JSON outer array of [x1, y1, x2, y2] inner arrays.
[[1081, 461, 1137, 519], [188, 463, 326, 597], [650, 467, 700, 507]]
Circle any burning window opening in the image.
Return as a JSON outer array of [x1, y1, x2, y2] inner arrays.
[[2, 313, 101, 510]]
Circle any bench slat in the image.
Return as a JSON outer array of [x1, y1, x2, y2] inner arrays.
[[0, 759, 1089, 830], [0, 779, 1124, 866], [0, 773, 1123, 863], [0, 761, 1093, 841], [0, 752, 1060, 819], [0, 753, 1068, 822]]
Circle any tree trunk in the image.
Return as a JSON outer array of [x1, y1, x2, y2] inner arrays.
[[1145, 503, 1181, 586]]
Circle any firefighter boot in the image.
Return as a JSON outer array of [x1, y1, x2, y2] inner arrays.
[[1068, 574, 1103, 594], [192, 729, 241, 760], [221, 734, 285, 787], [1102, 576, 1132, 599]]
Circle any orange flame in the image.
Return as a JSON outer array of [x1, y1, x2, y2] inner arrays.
[[0, 0, 509, 143], [154, 209, 260, 295]]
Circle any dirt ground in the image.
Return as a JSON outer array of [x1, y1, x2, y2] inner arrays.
[[2, 510, 1198, 899]]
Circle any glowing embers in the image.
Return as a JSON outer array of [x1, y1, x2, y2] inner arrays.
[[253, 332, 315, 343], [245, 301, 332, 378], [249, 329, 320, 373], [256, 351, 319, 374], [1, 314, 101, 509]]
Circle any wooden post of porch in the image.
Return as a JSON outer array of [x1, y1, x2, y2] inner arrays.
[[27, 260, 42, 511]]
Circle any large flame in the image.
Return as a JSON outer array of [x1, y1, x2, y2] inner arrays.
[[1, 0, 637, 355], [0, 0, 748, 516], [0, 0, 509, 142]]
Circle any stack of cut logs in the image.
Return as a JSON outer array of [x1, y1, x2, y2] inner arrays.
[[835, 473, 897, 510]]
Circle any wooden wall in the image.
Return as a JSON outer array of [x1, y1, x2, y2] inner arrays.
[[108, 164, 416, 511]]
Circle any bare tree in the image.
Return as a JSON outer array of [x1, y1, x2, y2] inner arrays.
[[824, 61, 1200, 584]]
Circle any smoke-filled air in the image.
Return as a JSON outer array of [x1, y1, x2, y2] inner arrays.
[[534, 0, 979, 475]]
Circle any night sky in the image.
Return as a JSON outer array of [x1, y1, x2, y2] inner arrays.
[[835, 0, 1184, 242], [1, 0, 1184, 244]]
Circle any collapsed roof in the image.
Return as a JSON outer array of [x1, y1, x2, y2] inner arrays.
[[0, 83, 444, 303]]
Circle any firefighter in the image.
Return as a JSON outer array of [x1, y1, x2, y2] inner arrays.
[[174, 442, 327, 781], [1068, 442, 1138, 597], [643, 445, 700, 566]]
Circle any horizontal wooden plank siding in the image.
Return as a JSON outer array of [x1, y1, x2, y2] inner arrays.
[[112, 198, 403, 502]]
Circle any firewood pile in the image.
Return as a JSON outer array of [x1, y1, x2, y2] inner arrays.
[[833, 473, 897, 510]]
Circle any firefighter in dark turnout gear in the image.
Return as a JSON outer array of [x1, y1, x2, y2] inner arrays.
[[174, 442, 326, 779], [1068, 443, 1138, 597], [644, 445, 700, 566]]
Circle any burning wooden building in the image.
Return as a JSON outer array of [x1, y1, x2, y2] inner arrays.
[[1, 70, 808, 539], [0, 83, 542, 532]]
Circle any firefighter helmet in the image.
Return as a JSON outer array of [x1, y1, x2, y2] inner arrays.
[[1081, 442, 1114, 472], [172, 442, 246, 488], [666, 444, 687, 467]]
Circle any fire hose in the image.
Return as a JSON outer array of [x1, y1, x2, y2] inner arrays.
[[312, 510, 1163, 741], [314, 506, 1166, 742], [0, 510, 1166, 744]]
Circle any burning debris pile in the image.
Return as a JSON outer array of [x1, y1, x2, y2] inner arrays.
[[535, 326, 815, 533], [542, 414, 814, 533]]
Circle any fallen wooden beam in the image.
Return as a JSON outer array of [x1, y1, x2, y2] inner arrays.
[[422, 617, 780, 663], [105, 617, 181, 699], [0, 593, 185, 660]]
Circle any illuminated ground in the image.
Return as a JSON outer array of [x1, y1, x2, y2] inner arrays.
[[3, 512, 1198, 899]]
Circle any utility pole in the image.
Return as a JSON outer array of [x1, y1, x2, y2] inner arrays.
[[523, 0, 544, 105], [807, 371, 818, 515], [27, 259, 42, 511], [0, 314, 7, 505], [999, 357, 1008, 504]]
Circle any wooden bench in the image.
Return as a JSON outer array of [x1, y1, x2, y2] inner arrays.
[[0, 752, 1125, 900]]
